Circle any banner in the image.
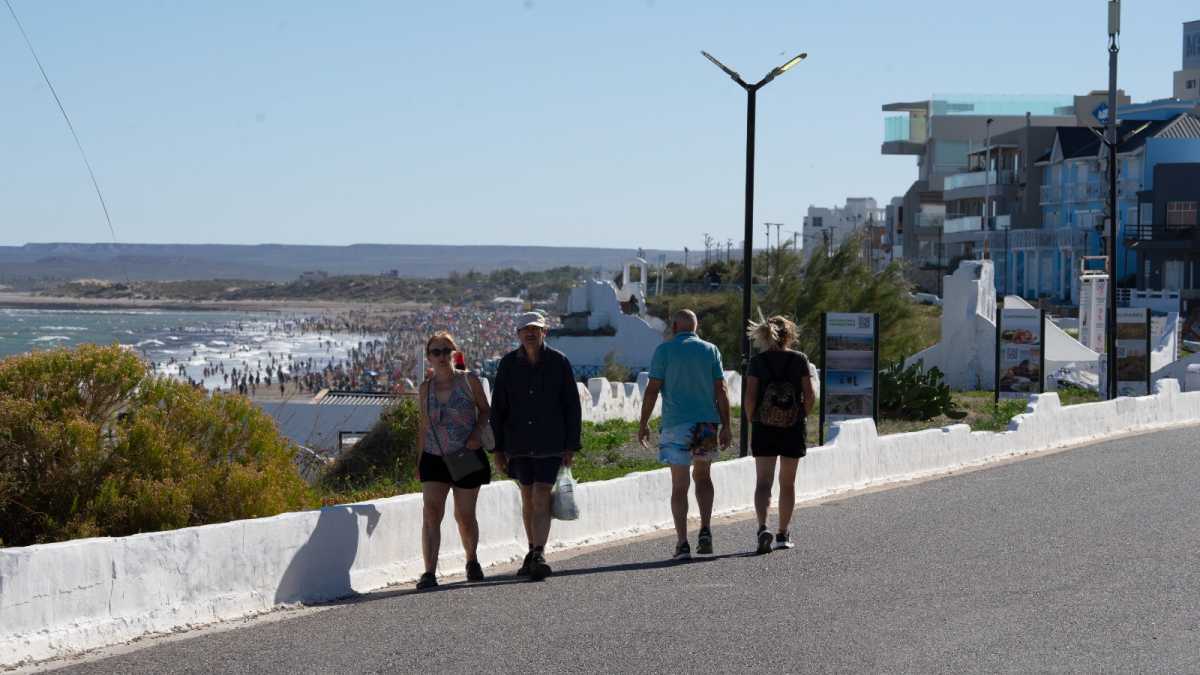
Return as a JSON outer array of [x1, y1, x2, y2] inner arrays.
[[819, 313, 878, 444], [996, 307, 1044, 400], [1115, 307, 1151, 397], [1078, 275, 1107, 353]]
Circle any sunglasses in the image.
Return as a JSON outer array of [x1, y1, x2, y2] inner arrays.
[[428, 348, 453, 357]]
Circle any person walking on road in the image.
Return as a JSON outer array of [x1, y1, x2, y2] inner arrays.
[[415, 332, 493, 590], [744, 315, 815, 554], [490, 311, 582, 581], [638, 309, 733, 560]]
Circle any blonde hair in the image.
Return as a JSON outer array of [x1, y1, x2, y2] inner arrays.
[[746, 312, 798, 351], [425, 331, 460, 354]]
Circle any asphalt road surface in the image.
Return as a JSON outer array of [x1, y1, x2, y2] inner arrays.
[[47, 427, 1200, 674]]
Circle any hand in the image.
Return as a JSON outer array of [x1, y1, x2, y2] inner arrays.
[[562, 451, 574, 467], [637, 423, 651, 449], [494, 451, 508, 474], [465, 431, 482, 450], [719, 426, 733, 450]]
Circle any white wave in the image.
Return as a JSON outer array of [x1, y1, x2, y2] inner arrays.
[[136, 339, 166, 347], [167, 336, 181, 341], [210, 340, 229, 346], [38, 325, 87, 332], [31, 335, 71, 343]]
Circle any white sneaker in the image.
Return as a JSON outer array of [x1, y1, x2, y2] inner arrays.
[[775, 532, 795, 550]]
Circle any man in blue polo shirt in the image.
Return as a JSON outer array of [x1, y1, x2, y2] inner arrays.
[[638, 309, 732, 560]]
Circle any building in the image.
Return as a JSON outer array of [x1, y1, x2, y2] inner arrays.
[[881, 94, 1081, 292], [802, 198, 886, 266], [1174, 20, 1200, 100], [1129, 163, 1200, 298]]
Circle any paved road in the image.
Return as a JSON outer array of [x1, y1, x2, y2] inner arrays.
[[50, 427, 1200, 674]]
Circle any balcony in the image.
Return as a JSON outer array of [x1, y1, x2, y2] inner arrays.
[[943, 170, 1014, 191], [944, 216, 982, 234], [1126, 223, 1200, 248], [916, 213, 944, 230], [882, 114, 928, 155]]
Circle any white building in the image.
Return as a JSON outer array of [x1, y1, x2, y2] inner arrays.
[[547, 258, 668, 378], [802, 198, 887, 267]]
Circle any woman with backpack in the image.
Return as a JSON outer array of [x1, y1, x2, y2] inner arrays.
[[744, 315, 816, 555], [415, 331, 493, 590]]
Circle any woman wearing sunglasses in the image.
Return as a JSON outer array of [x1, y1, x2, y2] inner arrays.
[[415, 331, 492, 590]]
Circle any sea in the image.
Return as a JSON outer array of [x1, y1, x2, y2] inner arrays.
[[0, 307, 368, 391]]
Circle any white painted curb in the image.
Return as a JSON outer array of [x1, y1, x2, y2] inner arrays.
[[3, 379, 1199, 667]]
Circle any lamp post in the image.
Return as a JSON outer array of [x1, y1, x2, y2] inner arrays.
[[1105, 0, 1120, 400], [702, 49, 807, 457]]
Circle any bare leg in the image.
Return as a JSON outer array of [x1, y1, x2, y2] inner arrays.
[[529, 483, 554, 548], [421, 482, 451, 574], [777, 457, 801, 534], [692, 460, 714, 530], [518, 484, 535, 548], [451, 486, 481, 561], [669, 465, 691, 543], [754, 457, 777, 528]]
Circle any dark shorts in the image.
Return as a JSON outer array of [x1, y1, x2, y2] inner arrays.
[[751, 422, 807, 459], [419, 450, 491, 490], [506, 455, 562, 486]]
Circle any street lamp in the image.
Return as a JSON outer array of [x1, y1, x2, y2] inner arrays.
[[702, 49, 807, 457], [1105, 0, 1120, 400]]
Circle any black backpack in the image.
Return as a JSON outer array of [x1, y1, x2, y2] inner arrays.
[[758, 353, 802, 428]]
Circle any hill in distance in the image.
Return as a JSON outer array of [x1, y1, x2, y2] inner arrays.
[[0, 243, 688, 284]]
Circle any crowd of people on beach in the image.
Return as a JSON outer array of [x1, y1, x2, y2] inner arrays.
[[149, 305, 548, 398]]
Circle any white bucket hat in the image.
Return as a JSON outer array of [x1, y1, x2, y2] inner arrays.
[[515, 311, 548, 331]]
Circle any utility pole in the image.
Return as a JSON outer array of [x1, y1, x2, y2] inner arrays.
[[1104, 0, 1120, 400]]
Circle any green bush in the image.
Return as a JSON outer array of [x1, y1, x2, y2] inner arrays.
[[601, 351, 632, 383], [322, 398, 421, 493], [0, 345, 314, 547], [878, 359, 967, 421]]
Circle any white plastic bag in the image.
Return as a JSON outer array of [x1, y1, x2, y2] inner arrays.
[[551, 467, 579, 521]]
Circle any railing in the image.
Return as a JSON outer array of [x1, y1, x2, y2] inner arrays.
[[944, 216, 983, 234], [1042, 178, 1140, 205], [943, 169, 1014, 191], [916, 214, 944, 230], [1125, 223, 1200, 243], [1040, 185, 1060, 204], [883, 114, 927, 144]]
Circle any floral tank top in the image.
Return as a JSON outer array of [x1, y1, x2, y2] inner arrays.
[[425, 373, 478, 456]]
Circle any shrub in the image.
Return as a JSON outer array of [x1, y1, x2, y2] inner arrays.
[[0, 345, 314, 547], [601, 351, 632, 383], [878, 359, 966, 421]]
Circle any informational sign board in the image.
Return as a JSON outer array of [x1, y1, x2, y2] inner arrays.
[[995, 307, 1045, 401], [819, 313, 879, 444], [1078, 274, 1108, 353], [1115, 307, 1152, 397]]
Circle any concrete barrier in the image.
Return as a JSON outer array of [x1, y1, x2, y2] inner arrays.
[[4, 379, 1200, 667]]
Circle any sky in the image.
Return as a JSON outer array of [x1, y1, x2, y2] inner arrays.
[[0, 0, 1196, 250]]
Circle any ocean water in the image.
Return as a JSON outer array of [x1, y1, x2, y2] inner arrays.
[[0, 308, 370, 391]]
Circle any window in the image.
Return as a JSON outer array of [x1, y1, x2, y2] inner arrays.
[[1188, 79, 1198, 90], [1164, 260, 1185, 290], [1166, 201, 1198, 226]]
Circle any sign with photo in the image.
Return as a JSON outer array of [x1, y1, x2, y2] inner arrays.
[[819, 313, 879, 444], [995, 307, 1044, 400], [1115, 307, 1151, 397], [1078, 275, 1107, 353]]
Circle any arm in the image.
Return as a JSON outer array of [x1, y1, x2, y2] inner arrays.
[[714, 378, 732, 448], [802, 372, 817, 417], [560, 356, 582, 465], [638, 379, 662, 448], [416, 381, 429, 479], [490, 361, 509, 455], [744, 375, 760, 423], [465, 373, 490, 450]]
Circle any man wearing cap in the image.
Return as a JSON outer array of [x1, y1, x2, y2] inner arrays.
[[490, 311, 582, 581]]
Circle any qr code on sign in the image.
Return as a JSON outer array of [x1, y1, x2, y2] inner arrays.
[[857, 316, 871, 329]]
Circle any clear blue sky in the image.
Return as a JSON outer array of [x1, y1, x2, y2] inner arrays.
[[0, 1, 1195, 250]]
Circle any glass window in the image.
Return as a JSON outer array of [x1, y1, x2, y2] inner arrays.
[[1166, 201, 1198, 226]]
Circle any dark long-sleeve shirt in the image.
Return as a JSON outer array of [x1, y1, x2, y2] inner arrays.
[[490, 345, 582, 457]]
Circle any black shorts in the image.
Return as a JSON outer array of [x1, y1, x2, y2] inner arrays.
[[419, 450, 491, 489], [751, 422, 806, 459], [506, 455, 562, 486]]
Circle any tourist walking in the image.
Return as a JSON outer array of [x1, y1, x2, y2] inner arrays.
[[415, 332, 493, 590], [490, 311, 582, 581], [743, 315, 815, 554], [638, 309, 733, 560]]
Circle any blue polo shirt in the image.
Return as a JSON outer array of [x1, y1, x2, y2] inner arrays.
[[649, 331, 725, 429]]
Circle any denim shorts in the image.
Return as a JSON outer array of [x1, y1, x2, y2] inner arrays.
[[659, 423, 719, 466]]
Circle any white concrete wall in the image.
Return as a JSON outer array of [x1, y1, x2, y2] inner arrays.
[[5, 379, 1200, 667]]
